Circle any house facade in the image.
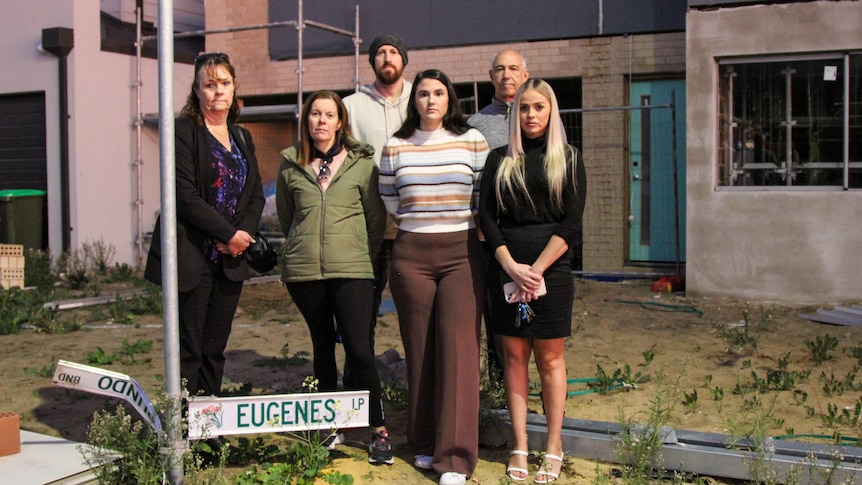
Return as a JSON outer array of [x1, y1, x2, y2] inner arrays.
[[686, 1, 862, 302], [3, 1, 858, 302]]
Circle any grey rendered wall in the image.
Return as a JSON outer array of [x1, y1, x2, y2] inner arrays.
[[685, 2, 862, 303]]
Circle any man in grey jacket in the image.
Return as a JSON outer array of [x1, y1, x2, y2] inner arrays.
[[468, 48, 530, 150], [468, 48, 530, 387]]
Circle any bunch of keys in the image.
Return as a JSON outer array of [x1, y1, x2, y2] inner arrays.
[[516, 302, 535, 328]]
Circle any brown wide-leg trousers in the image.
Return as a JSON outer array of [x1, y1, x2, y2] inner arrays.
[[389, 228, 486, 477]]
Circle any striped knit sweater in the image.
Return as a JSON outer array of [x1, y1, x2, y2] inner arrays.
[[379, 128, 489, 234]]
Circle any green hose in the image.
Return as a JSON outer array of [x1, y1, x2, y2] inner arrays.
[[772, 434, 860, 446], [528, 377, 629, 397], [614, 299, 704, 316]]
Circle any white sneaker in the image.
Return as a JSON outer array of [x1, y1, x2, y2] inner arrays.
[[439, 472, 467, 485], [414, 454, 433, 470], [322, 432, 345, 451]]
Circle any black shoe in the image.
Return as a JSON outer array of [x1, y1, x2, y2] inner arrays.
[[368, 430, 394, 465]]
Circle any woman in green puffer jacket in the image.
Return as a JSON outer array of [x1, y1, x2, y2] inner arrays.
[[275, 90, 393, 465]]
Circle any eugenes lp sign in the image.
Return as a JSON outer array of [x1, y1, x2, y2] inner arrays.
[[187, 391, 369, 439], [52, 360, 369, 439]]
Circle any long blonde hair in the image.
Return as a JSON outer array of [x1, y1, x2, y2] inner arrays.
[[494, 79, 574, 212]]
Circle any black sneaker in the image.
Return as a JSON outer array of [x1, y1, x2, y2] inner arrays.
[[368, 430, 394, 465]]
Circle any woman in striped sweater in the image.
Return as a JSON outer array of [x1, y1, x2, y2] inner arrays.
[[379, 69, 490, 485]]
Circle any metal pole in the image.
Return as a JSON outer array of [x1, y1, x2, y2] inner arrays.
[[296, 0, 304, 138], [134, 2, 144, 267], [844, 53, 850, 190], [156, 0, 183, 483], [670, 90, 681, 278], [354, 5, 361, 92]]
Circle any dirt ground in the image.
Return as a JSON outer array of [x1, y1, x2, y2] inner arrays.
[[2, 276, 861, 484]]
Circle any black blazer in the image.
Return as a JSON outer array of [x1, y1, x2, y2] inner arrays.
[[145, 118, 265, 292]]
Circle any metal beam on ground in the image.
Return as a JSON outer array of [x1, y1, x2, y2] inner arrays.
[[517, 413, 862, 484]]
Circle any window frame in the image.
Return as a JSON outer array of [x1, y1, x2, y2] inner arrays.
[[716, 52, 859, 191]]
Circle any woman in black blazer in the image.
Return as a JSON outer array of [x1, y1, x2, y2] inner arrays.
[[146, 52, 265, 398]]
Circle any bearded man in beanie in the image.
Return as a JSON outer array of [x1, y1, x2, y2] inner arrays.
[[341, 33, 410, 459], [343, 33, 411, 166]]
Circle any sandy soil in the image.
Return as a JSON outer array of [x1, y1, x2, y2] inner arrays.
[[1, 277, 860, 484]]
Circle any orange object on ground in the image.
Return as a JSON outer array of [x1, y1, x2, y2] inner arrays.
[[651, 276, 685, 293], [0, 412, 21, 456]]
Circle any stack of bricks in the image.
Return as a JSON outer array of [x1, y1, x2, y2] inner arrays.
[[0, 244, 25, 290]]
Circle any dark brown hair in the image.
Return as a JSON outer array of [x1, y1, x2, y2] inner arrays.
[[180, 53, 240, 125]]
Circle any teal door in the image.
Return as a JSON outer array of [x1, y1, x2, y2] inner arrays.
[[628, 79, 686, 263]]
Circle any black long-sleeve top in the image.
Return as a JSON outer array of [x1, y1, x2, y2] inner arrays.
[[478, 136, 587, 253]]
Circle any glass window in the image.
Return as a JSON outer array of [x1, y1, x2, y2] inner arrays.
[[718, 54, 862, 189]]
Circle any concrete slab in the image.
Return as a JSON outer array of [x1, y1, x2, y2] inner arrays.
[[0, 430, 114, 485]]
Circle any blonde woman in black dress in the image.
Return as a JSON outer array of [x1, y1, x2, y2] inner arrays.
[[478, 79, 586, 484]]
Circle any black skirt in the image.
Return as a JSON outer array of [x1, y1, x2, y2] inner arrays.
[[487, 224, 574, 339]]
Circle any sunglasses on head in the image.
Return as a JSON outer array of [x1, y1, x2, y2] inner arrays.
[[194, 52, 230, 66]]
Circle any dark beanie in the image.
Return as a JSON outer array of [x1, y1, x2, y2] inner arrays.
[[368, 33, 408, 67]]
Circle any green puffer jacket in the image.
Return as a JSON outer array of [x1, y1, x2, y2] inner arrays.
[[276, 136, 386, 282]]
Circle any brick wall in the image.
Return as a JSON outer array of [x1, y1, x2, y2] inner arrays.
[[206, 1, 686, 272]]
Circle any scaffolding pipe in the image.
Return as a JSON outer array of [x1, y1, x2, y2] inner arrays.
[[134, 3, 144, 266], [354, 5, 361, 92], [296, 0, 304, 136], [141, 20, 299, 42]]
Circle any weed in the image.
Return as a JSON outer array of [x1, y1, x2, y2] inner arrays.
[[724, 394, 787, 485], [846, 346, 862, 365], [24, 362, 56, 378], [821, 371, 845, 397], [79, 404, 168, 484], [104, 262, 135, 283], [58, 248, 90, 290], [82, 238, 116, 275], [233, 376, 356, 485], [589, 364, 621, 394], [714, 305, 772, 353], [121, 338, 153, 365], [381, 380, 409, 410], [703, 374, 712, 387], [711, 386, 725, 402], [806, 334, 838, 365], [86, 347, 119, 366], [614, 366, 682, 484], [683, 389, 698, 409], [106, 292, 162, 324], [642, 345, 655, 365], [24, 248, 59, 290], [620, 363, 651, 386], [0, 286, 63, 334], [227, 436, 282, 466]]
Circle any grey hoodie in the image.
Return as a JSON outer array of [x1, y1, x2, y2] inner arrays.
[[343, 80, 413, 166]]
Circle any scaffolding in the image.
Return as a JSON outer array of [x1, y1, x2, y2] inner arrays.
[[133, 1, 361, 265]]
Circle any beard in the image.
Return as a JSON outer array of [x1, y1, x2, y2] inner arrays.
[[375, 63, 403, 85]]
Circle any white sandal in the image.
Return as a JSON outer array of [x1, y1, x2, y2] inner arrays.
[[534, 453, 563, 484], [506, 450, 529, 482]]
